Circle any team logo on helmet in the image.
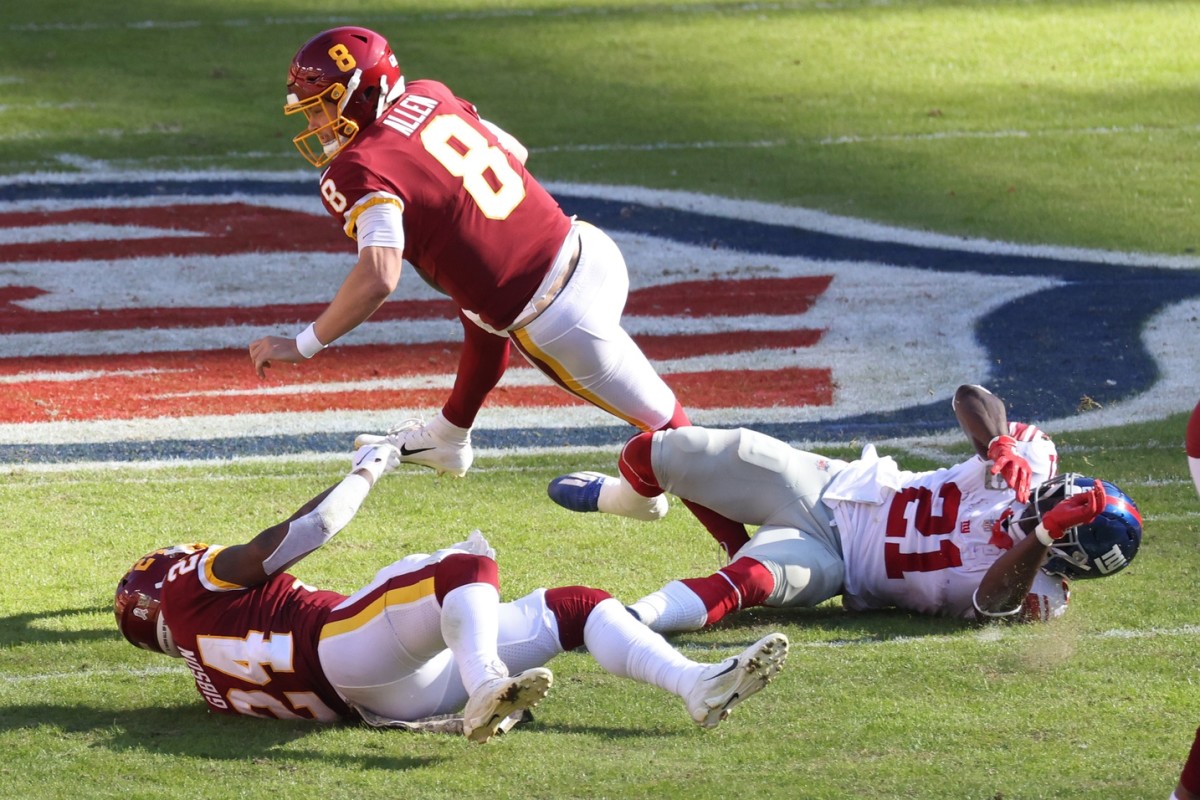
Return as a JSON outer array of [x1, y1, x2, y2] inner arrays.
[[1029, 474, 1143, 581], [284, 26, 405, 167]]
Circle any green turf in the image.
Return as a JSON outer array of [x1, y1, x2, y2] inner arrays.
[[2, 1, 1199, 797], [2, 1, 1198, 253], [2, 421, 1198, 799]]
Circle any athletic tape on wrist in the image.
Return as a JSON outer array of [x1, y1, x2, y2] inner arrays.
[[296, 323, 325, 359], [1034, 523, 1057, 548]]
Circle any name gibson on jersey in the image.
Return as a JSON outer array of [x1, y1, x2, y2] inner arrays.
[[380, 95, 439, 137]]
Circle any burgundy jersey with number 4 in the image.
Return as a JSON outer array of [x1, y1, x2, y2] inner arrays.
[[316, 79, 573, 330], [159, 546, 353, 721]]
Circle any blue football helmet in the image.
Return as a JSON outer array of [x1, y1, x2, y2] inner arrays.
[[1023, 473, 1142, 580]]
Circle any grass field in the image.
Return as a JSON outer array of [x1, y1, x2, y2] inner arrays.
[[2, 2, 1199, 798]]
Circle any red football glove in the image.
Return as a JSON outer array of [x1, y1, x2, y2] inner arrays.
[[1035, 480, 1107, 546], [987, 434, 1032, 503]]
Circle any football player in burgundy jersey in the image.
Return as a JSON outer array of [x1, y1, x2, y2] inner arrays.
[[548, 384, 1142, 630], [114, 440, 788, 741], [245, 26, 751, 555]]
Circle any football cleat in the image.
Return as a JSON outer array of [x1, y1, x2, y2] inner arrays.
[[461, 668, 553, 744], [684, 633, 789, 729], [547, 471, 668, 522], [355, 418, 473, 478]]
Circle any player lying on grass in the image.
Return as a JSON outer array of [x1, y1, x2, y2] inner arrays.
[[548, 384, 1142, 629], [114, 440, 787, 742]]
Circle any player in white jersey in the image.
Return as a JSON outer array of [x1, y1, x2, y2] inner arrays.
[[547, 385, 1143, 629]]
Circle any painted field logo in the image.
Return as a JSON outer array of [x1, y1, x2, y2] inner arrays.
[[1, 172, 1198, 465]]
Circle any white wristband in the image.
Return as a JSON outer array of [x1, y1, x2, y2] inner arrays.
[[972, 588, 1023, 619], [295, 323, 325, 359], [1034, 523, 1056, 548]]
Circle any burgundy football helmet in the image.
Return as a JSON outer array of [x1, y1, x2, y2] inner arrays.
[[114, 544, 205, 657], [284, 26, 404, 166]]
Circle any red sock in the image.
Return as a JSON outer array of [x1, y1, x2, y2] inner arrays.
[[682, 499, 751, 557], [442, 312, 510, 428], [618, 432, 662, 496], [663, 400, 691, 429], [646, 406, 751, 556], [680, 558, 775, 627]]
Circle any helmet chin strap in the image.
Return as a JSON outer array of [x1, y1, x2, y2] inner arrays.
[[156, 614, 181, 658], [376, 73, 406, 119], [341, 68, 363, 116]]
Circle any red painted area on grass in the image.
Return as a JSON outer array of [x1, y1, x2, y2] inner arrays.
[[0, 204, 349, 262], [2, 365, 830, 422], [0, 291, 460, 334], [0, 330, 826, 423], [0, 277, 830, 334], [626, 275, 832, 318], [0, 200, 835, 427]]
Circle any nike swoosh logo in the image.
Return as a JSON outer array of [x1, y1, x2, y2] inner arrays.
[[704, 659, 738, 681], [400, 445, 436, 457]]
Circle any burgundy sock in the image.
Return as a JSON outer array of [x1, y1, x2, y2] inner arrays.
[[682, 499, 751, 558], [680, 557, 775, 626], [618, 432, 661, 496], [442, 312, 510, 427]]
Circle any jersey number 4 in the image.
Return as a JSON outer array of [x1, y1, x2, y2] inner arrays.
[[883, 483, 964, 578], [196, 631, 341, 721]]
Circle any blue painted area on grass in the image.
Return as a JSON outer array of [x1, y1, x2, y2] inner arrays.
[[3, 177, 1197, 464]]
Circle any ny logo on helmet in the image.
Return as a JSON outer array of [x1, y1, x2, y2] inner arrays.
[[1095, 544, 1129, 575]]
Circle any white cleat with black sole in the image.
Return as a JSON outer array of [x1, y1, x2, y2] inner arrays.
[[685, 633, 789, 729], [462, 668, 553, 744]]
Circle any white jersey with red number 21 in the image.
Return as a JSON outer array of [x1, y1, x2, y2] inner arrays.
[[826, 422, 1067, 620]]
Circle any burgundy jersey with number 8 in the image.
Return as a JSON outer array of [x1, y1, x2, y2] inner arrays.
[[315, 79, 573, 330]]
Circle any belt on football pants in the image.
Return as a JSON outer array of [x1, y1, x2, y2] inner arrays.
[[509, 237, 581, 330]]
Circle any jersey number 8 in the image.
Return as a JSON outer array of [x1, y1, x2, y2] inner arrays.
[[421, 115, 527, 220]]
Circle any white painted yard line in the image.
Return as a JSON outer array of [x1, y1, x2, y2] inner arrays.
[[8, 122, 1195, 169], [0, 445, 620, 475], [0, 223, 204, 245], [0, 460, 563, 484], [0, 368, 189, 384]]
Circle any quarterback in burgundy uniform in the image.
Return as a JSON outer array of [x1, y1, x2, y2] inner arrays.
[[548, 385, 1143, 631], [114, 439, 788, 741], [247, 26, 750, 555]]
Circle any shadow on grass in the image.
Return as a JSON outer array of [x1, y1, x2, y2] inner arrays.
[[0, 701, 449, 770], [0, 605, 114, 647]]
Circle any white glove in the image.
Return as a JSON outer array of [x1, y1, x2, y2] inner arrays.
[[351, 443, 401, 482]]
